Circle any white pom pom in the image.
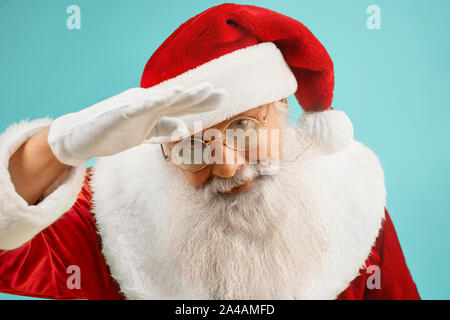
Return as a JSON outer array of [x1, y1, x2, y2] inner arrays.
[[296, 110, 354, 155]]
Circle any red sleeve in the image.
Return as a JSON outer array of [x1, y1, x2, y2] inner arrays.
[[0, 168, 124, 300], [338, 209, 420, 300]]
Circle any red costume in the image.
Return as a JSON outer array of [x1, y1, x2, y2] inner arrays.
[[0, 170, 419, 300]]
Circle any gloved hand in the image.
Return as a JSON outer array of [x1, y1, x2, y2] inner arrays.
[[47, 82, 226, 166]]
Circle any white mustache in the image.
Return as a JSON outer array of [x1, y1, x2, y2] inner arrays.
[[204, 162, 275, 194]]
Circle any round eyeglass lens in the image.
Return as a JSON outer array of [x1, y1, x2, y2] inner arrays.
[[171, 138, 211, 171], [224, 117, 260, 151]]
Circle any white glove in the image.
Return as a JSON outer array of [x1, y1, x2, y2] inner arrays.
[[48, 82, 226, 166]]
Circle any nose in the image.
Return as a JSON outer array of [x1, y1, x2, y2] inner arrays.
[[210, 142, 246, 179]]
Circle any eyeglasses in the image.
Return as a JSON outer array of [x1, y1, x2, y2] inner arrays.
[[161, 105, 269, 171]]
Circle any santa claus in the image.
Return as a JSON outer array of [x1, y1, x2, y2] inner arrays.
[[0, 4, 419, 300]]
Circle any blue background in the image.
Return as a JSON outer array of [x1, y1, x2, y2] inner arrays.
[[0, 0, 449, 299]]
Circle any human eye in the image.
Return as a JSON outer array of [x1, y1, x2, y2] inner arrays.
[[231, 119, 248, 129]]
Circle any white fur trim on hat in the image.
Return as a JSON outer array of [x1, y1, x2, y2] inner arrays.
[[0, 118, 86, 250], [150, 42, 298, 139], [296, 110, 354, 155]]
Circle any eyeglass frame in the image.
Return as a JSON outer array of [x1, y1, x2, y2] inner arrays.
[[160, 104, 270, 171]]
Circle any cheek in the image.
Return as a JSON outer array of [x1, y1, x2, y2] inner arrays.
[[182, 166, 212, 188], [253, 126, 281, 161], [266, 126, 282, 158]]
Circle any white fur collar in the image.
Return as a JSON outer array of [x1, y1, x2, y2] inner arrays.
[[90, 137, 386, 299]]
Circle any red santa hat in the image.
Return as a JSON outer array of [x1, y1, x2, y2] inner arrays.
[[141, 3, 353, 154]]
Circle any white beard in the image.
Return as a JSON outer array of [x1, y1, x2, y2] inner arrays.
[[164, 125, 331, 299], [92, 112, 386, 300]]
